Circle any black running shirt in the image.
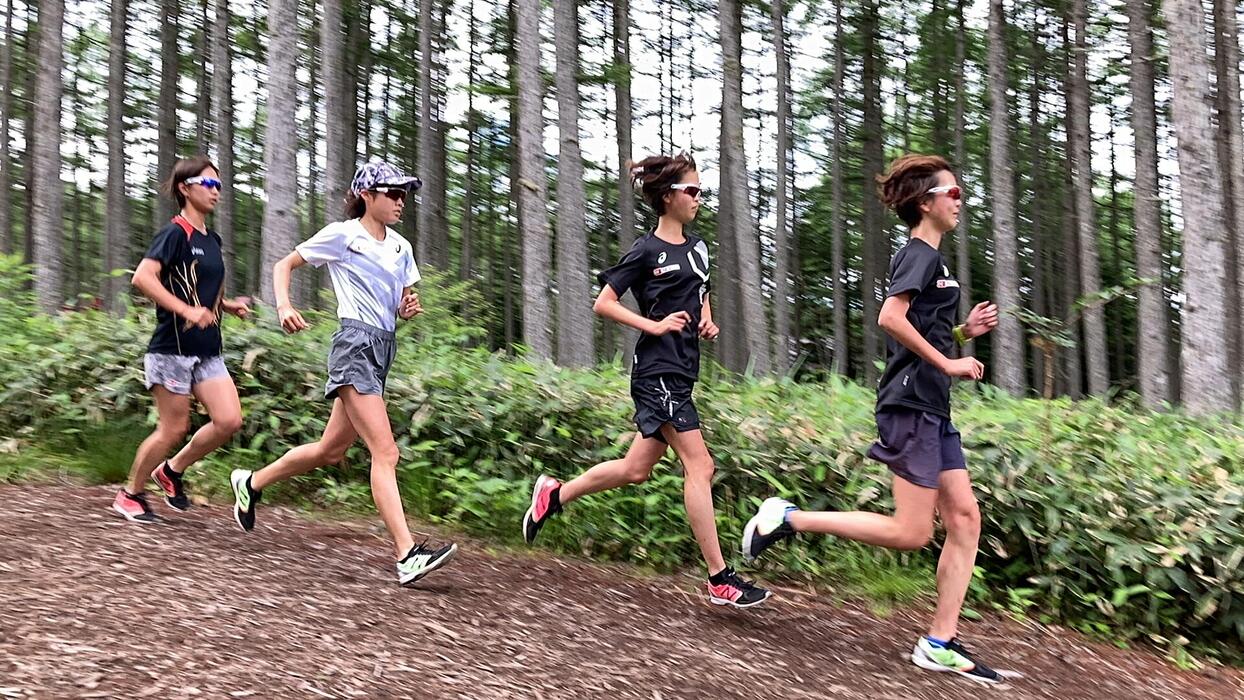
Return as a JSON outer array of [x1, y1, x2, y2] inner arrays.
[[875, 238, 960, 418], [144, 216, 226, 357], [598, 232, 712, 381]]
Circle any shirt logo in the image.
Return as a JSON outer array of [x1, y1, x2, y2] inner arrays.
[[654, 264, 682, 276], [658, 251, 667, 264], [936, 279, 960, 288], [943, 265, 950, 276], [191, 247, 205, 256]]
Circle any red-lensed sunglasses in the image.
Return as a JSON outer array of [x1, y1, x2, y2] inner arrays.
[[669, 183, 706, 199], [927, 185, 961, 200]]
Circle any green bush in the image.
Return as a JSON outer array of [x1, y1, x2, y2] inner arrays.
[[2, 255, 1242, 659]]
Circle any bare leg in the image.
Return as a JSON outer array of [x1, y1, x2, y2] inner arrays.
[[787, 474, 939, 550], [928, 469, 980, 640], [250, 398, 358, 491], [126, 387, 190, 494], [663, 427, 727, 575], [166, 377, 243, 473], [336, 387, 413, 559], [557, 433, 668, 505]]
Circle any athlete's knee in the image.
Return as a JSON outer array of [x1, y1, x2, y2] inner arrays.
[[369, 442, 401, 471], [683, 455, 715, 481], [320, 441, 351, 465], [623, 460, 654, 484], [214, 413, 243, 436], [894, 524, 934, 551], [943, 501, 981, 540], [158, 416, 190, 442]]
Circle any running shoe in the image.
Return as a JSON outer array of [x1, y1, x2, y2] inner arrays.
[[151, 461, 190, 511], [742, 497, 797, 561], [706, 568, 771, 608], [230, 469, 262, 532], [397, 541, 458, 586], [522, 475, 562, 544], [111, 489, 161, 524], [911, 636, 1002, 684]]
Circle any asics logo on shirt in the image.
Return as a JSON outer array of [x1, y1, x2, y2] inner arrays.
[[191, 247, 205, 256], [654, 264, 682, 276]]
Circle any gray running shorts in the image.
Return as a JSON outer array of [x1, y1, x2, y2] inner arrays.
[[325, 319, 397, 400], [144, 353, 230, 395]]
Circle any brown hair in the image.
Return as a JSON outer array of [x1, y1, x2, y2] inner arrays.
[[343, 192, 367, 219], [161, 155, 218, 209], [875, 154, 953, 228], [627, 152, 697, 216]]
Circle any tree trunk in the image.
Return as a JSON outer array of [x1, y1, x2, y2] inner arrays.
[[416, 0, 443, 268], [771, 0, 794, 372], [986, 0, 1025, 394], [196, 0, 211, 155], [552, 0, 596, 367], [1059, 14, 1083, 397], [212, 0, 236, 293], [953, 0, 973, 358], [1068, 0, 1109, 394], [514, 0, 553, 359], [861, 0, 884, 384], [613, 0, 638, 365], [1213, 0, 1244, 407], [1164, 0, 1235, 414], [720, 0, 771, 374], [260, 0, 301, 308], [156, 0, 179, 226], [323, 0, 350, 219], [461, 0, 478, 285], [830, 0, 848, 375], [1128, 0, 1170, 406], [105, 0, 129, 311], [1028, 5, 1046, 389], [32, 0, 64, 312], [0, 0, 13, 254]]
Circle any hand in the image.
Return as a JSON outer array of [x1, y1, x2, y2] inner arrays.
[[181, 306, 217, 330], [649, 311, 691, 336], [399, 292, 423, 319], [963, 301, 999, 339], [277, 303, 309, 334], [224, 296, 252, 319], [942, 356, 985, 381], [698, 317, 720, 340]]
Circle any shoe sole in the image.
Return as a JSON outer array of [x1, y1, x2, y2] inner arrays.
[[165, 496, 191, 512], [399, 543, 458, 586], [708, 590, 772, 609], [910, 649, 1001, 685], [110, 503, 159, 523], [521, 476, 550, 544], [741, 514, 762, 561], [230, 470, 254, 532]]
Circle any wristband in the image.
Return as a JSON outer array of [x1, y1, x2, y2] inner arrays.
[[953, 325, 968, 346]]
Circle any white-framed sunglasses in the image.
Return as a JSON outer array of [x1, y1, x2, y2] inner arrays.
[[669, 183, 707, 199], [926, 185, 962, 200]]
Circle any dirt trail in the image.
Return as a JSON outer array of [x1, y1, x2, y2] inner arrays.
[[0, 485, 1239, 699]]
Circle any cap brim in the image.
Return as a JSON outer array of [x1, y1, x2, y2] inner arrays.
[[376, 176, 422, 191]]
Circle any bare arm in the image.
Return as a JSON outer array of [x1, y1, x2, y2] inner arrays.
[[593, 285, 689, 336], [878, 294, 982, 379], [274, 251, 310, 332], [698, 294, 719, 339], [132, 258, 214, 329]]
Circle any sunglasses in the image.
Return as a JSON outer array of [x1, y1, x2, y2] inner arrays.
[[669, 183, 706, 199], [370, 186, 407, 202], [185, 176, 223, 191], [927, 185, 961, 200]]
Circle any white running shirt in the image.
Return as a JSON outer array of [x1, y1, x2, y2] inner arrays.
[[296, 219, 420, 332]]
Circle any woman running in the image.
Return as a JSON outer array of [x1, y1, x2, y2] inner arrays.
[[522, 152, 770, 608], [229, 159, 457, 586], [742, 154, 1003, 683], [113, 156, 249, 522]]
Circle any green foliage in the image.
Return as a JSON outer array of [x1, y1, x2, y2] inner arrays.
[[1, 263, 1242, 659]]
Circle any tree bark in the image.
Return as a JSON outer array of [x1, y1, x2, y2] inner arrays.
[[553, 0, 596, 367], [986, 0, 1025, 394], [105, 0, 129, 311], [861, 0, 884, 384], [830, 0, 848, 375], [0, 0, 13, 254], [32, 0, 64, 312], [156, 0, 179, 226], [514, 0, 553, 359], [771, 0, 794, 372], [212, 0, 236, 292], [953, 0, 973, 358], [1164, 0, 1235, 413], [1128, 0, 1170, 406], [1213, 0, 1244, 407], [260, 0, 301, 308]]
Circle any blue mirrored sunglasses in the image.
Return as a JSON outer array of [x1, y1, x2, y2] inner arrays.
[[185, 176, 223, 191]]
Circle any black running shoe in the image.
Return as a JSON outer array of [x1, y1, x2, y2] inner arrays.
[[151, 461, 190, 511], [397, 541, 458, 585], [911, 636, 1002, 684], [742, 497, 796, 561], [707, 568, 772, 608], [522, 475, 562, 544], [230, 469, 262, 532]]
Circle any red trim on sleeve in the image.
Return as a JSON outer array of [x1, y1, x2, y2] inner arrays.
[[172, 215, 195, 239]]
